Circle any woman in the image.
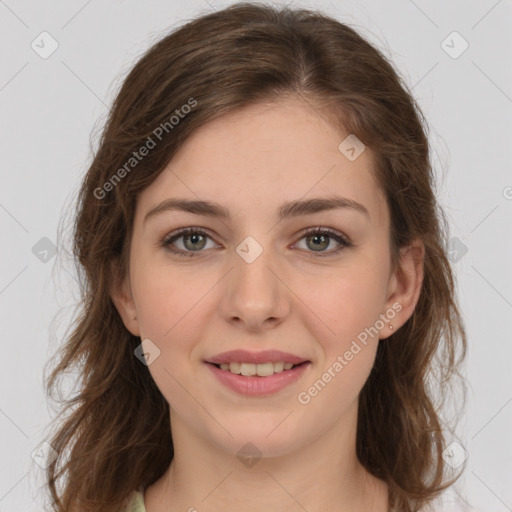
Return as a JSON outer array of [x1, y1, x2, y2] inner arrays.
[[43, 3, 468, 511]]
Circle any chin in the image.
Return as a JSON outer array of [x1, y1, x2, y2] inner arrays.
[[206, 417, 308, 461]]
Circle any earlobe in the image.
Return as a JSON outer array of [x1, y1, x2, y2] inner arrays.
[[379, 239, 425, 340], [109, 260, 141, 337]]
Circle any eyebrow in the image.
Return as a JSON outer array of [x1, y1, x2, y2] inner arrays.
[[143, 195, 370, 224]]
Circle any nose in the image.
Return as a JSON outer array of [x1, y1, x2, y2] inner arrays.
[[219, 241, 291, 332]]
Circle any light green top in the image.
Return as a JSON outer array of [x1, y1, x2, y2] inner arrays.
[[125, 489, 146, 512]]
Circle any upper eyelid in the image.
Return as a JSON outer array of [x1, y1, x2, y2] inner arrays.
[[163, 227, 217, 244]]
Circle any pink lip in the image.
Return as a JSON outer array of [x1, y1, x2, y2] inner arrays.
[[205, 349, 308, 365], [205, 361, 311, 396]]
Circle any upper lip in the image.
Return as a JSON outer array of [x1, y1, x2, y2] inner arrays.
[[205, 350, 309, 365]]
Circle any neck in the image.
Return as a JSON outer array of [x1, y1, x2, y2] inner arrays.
[[144, 409, 388, 512]]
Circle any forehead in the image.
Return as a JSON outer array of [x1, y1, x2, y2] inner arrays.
[[135, 98, 387, 224]]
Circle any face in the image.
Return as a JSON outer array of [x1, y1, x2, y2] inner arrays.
[[112, 97, 418, 460]]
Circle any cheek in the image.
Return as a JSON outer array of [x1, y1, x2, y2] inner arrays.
[[132, 259, 213, 340], [297, 278, 382, 411], [298, 345, 376, 424], [297, 266, 387, 347], [132, 269, 209, 411]]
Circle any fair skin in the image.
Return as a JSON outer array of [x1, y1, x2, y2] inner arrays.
[[111, 97, 424, 512]]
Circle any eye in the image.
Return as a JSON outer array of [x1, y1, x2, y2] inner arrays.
[[161, 228, 218, 257], [160, 226, 352, 258], [293, 227, 352, 257]]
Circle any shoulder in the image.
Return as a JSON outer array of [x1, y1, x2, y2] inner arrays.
[[125, 488, 146, 512]]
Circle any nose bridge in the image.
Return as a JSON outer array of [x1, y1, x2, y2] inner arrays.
[[220, 234, 289, 329], [233, 234, 277, 302]]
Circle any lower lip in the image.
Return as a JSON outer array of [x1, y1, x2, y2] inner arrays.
[[205, 362, 311, 396]]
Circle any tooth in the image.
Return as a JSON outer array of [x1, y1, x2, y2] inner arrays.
[[229, 362, 241, 374], [220, 363, 229, 371], [283, 363, 294, 370], [256, 362, 274, 377], [240, 363, 256, 376], [273, 362, 284, 372]]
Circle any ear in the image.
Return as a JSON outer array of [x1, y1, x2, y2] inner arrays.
[[109, 258, 141, 337], [379, 238, 425, 340]]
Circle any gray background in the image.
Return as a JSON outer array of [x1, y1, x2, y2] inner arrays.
[[1, 1, 511, 511]]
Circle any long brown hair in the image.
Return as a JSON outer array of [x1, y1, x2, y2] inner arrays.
[[43, 3, 468, 511]]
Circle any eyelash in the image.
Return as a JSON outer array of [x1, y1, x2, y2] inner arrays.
[[160, 226, 352, 258]]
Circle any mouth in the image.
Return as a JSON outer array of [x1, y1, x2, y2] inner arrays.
[[204, 350, 311, 395], [204, 359, 311, 396]]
